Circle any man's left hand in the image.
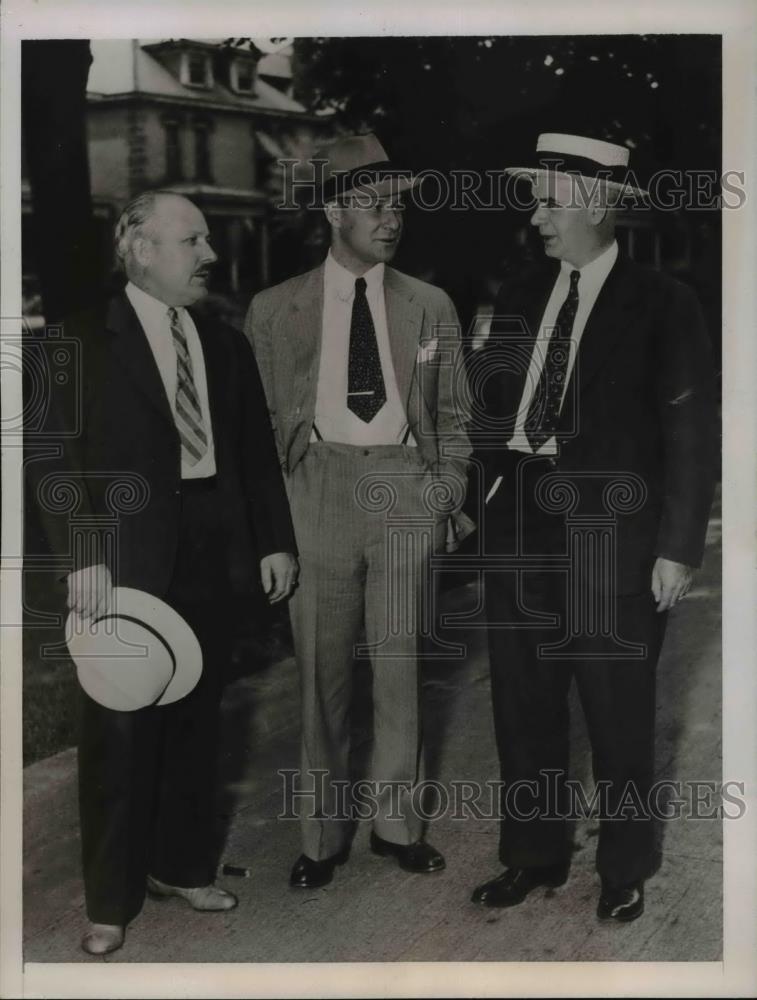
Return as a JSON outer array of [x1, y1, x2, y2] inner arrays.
[[260, 552, 299, 604], [651, 557, 693, 613]]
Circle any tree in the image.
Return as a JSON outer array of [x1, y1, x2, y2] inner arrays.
[[22, 41, 102, 324], [294, 35, 720, 173], [292, 35, 721, 339]]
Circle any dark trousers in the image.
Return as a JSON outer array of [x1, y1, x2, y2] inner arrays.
[[78, 479, 232, 925], [483, 453, 667, 887]]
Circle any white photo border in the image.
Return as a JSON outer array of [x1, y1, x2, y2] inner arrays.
[[2, 1, 755, 997]]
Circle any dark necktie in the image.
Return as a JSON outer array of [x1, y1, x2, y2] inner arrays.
[[168, 306, 208, 466], [347, 276, 386, 422], [524, 269, 580, 453]]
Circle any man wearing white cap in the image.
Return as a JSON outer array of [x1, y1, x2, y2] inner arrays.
[[469, 134, 716, 920], [34, 190, 298, 954], [246, 134, 473, 888]]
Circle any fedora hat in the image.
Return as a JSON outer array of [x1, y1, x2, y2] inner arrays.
[[316, 133, 418, 204], [506, 132, 648, 200], [66, 587, 203, 712]]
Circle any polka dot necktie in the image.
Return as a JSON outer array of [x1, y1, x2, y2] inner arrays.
[[168, 306, 208, 465], [347, 276, 386, 422], [524, 269, 581, 453]]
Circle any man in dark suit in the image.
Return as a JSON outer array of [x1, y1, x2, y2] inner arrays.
[[33, 191, 298, 955], [246, 134, 472, 889], [469, 134, 716, 921]]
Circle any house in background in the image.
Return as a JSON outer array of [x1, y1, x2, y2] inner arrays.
[[22, 38, 332, 307]]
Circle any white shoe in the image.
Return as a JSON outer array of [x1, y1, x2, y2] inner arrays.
[[146, 874, 238, 911], [81, 922, 125, 956]]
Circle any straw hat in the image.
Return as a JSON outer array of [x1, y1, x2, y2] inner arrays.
[[66, 587, 202, 712], [506, 132, 648, 199]]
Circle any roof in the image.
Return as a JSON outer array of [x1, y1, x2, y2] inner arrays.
[[257, 50, 292, 81], [87, 39, 307, 116]]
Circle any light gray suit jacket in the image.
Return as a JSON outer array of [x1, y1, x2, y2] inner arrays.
[[245, 262, 474, 531]]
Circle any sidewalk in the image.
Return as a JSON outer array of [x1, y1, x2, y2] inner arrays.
[[23, 511, 722, 963]]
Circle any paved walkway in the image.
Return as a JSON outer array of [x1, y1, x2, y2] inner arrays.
[[23, 510, 722, 964]]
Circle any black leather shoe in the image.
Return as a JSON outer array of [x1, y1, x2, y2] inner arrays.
[[597, 880, 644, 922], [289, 847, 349, 889], [369, 832, 445, 873], [471, 862, 569, 907]]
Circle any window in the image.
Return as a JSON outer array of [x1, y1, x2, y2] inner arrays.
[[231, 58, 255, 94], [185, 52, 210, 88]]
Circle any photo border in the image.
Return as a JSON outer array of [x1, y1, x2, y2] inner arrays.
[[2, 1, 755, 996]]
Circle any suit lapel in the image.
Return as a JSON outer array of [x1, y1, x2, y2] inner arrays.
[[285, 266, 324, 423], [559, 253, 641, 429], [571, 254, 639, 392], [384, 267, 424, 406], [278, 264, 423, 429], [107, 293, 174, 427]]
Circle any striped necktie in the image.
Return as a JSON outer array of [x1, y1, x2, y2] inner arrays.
[[168, 307, 208, 466]]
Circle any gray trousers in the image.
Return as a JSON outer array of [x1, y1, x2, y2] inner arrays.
[[286, 442, 446, 860]]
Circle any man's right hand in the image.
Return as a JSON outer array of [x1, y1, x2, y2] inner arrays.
[[66, 563, 114, 622]]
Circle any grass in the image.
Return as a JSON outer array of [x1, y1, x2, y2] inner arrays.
[[22, 564, 79, 766], [23, 654, 81, 766]]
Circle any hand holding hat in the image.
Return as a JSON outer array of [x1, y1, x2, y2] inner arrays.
[[66, 584, 203, 712], [67, 563, 113, 622]]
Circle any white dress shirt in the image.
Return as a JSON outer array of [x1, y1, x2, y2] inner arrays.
[[508, 240, 619, 456], [125, 281, 216, 478], [311, 251, 414, 446]]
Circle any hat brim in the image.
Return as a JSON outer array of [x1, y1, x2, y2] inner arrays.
[[66, 587, 203, 711], [67, 614, 175, 711], [117, 588, 202, 705], [506, 166, 649, 201]]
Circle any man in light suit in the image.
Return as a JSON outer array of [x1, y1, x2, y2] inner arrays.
[[468, 134, 717, 921], [32, 191, 298, 954], [246, 134, 472, 888]]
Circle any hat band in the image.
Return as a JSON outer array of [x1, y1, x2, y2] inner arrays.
[[533, 152, 632, 185], [322, 160, 412, 202]]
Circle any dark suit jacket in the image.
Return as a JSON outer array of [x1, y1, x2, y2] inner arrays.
[[31, 292, 296, 598], [470, 252, 718, 593]]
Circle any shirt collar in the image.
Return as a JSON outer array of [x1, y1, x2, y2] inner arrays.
[[325, 250, 385, 302], [560, 240, 618, 292], [125, 281, 184, 328]]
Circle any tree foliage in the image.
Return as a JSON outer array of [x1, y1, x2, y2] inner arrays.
[[292, 35, 721, 337], [293, 35, 720, 175]]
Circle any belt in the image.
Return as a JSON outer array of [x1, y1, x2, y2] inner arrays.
[[180, 475, 218, 493]]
